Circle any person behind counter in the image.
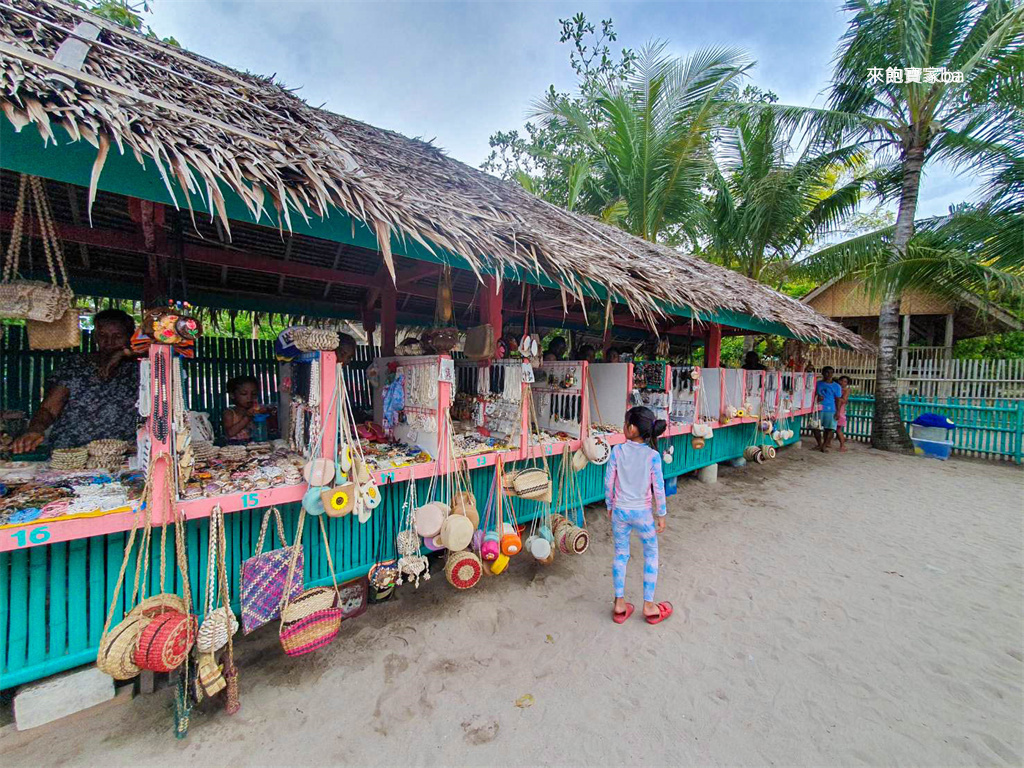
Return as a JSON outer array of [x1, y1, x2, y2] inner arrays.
[[13, 309, 140, 453], [223, 375, 261, 442], [543, 336, 567, 362], [335, 333, 357, 366]]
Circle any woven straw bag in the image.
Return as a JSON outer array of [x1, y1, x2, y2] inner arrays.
[[280, 586, 337, 622], [240, 507, 304, 634], [0, 175, 73, 322], [279, 513, 343, 656], [27, 307, 80, 350], [445, 550, 482, 589], [196, 506, 239, 653]]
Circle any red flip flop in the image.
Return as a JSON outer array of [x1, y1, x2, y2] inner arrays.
[[644, 601, 673, 625], [612, 603, 634, 624]]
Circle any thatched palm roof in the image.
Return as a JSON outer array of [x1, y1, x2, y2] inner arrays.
[[0, 0, 869, 349]]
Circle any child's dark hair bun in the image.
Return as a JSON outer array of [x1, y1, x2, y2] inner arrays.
[[625, 406, 668, 448], [653, 419, 667, 439]]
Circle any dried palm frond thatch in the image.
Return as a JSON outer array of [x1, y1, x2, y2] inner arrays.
[[0, 0, 870, 349]]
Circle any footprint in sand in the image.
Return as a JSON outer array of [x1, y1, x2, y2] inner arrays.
[[462, 717, 500, 745]]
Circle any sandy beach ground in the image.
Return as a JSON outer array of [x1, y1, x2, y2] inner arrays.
[[4, 440, 1022, 767]]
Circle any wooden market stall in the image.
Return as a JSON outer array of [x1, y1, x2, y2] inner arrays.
[[0, 0, 868, 693]]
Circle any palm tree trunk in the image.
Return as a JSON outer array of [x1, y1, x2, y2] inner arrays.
[[871, 143, 923, 453]]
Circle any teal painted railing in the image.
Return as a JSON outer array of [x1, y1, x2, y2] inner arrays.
[[0, 418, 797, 689], [838, 395, 1023, 464]]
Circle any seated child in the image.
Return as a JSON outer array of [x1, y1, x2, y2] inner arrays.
[[223, 375, 260, 443]]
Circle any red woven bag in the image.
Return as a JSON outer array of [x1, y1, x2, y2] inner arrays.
[[135, 611, 197, 673]]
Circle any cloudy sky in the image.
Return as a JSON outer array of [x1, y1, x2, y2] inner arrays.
[[148, 0, 977, 218]]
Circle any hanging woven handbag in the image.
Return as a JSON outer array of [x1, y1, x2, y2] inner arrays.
[[463, 324, 495, 361], [26, 307, 81, 350], [0, 175, 73, 322], [445, 549, 483, 589], [196, 506, 240, 653], [240, 507, 304, 634], [279, 514, 343, 656]]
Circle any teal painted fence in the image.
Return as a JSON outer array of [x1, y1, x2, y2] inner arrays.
[[840, 395, 1023, 463], [0, 418, 795, 689]]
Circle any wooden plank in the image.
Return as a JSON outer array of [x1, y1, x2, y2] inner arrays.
[[48, 542, 68, 661], [7, 549, 29, 673]]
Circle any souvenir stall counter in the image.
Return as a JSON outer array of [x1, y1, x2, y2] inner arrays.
[[449, 359, 527, 461], [525, 360, 587, 456]]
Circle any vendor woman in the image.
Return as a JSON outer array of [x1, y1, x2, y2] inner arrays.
[[13, 309, 141, 453]]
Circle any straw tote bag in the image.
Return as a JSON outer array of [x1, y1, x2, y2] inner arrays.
[[279, 513, 343, 656], [240, 507, 304, 634], [506, 389, 552, 502], [0, 175, 74, 324]]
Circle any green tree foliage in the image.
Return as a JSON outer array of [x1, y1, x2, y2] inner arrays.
[[74, 0, 179, 46]]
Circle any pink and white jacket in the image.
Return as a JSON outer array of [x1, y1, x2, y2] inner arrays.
[[604, 441, 667, 517]]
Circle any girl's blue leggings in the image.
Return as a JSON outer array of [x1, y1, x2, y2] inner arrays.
[[612, 507, 659, 602]]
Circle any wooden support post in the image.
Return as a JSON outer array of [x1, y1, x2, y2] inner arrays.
[[704, 324, 722, 368], [319, 351, 338, 462], [480, 275, 502, 345], [900, 314, 911, 371], [381, 278, 397, 357], [944, 313, 955, 354], [148, 345, 173, 527]]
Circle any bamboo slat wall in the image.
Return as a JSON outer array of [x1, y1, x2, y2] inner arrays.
[[806, 346, 1024, 401], [808, 395, 1023, 463], [0, 327, 378, 436]]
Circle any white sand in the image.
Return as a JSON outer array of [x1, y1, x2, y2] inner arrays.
[[4, 440, 1022, 767]]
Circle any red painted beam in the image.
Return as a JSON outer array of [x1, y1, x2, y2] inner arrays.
[[704, 323, 722, 367]]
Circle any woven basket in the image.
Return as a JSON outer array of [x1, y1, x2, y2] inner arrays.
[[96, 608, 144, 680], [281, 587, 337, 623], [135, 610, 197, 673], [570, 527, 590, 555], [445, 550, 482, 589], [280, 608, 342, 656], [195, 607, 239, 653], [27, 308, 80, 350]]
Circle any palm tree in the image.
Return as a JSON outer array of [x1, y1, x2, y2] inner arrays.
[[534, 42, 753, 244], [706, 105, 869, 284], [766, 0, 1023, 452]]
